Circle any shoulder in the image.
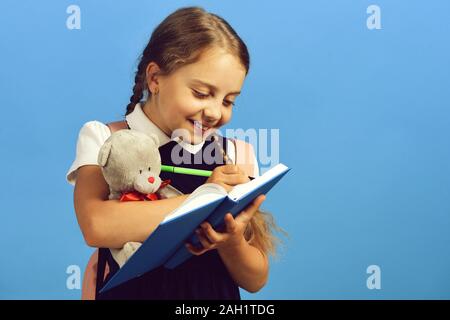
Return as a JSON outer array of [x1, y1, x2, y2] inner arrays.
[[75, 120, 114, 152], [78, 120, 111, 141], [66, 121, 111, 185]]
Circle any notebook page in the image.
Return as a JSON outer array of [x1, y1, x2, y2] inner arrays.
[[161, 183, 227, 223]]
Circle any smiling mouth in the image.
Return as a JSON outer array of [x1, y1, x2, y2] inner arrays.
[[188, 119, 212, 134]]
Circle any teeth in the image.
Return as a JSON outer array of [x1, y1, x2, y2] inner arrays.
[[192, 120, 209, 131]]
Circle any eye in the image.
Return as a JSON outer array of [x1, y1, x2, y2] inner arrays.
[[192, 89, 209, 99], [223, 100, 235, 107], [139, 169, 142, 174], [148, 167, 151, 171]]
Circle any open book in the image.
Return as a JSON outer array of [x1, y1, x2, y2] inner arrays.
[[100, 163, 291, 293]]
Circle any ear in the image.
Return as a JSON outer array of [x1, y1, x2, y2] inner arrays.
[[148, 133, 160, 146], [98, 139, 113, 167], [145, 62, 161, 92]]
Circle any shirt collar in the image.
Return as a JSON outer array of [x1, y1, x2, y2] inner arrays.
[[125, 102, 206, 154]]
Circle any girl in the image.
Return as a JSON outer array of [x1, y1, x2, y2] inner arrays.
[[66, 6, 284, 300]]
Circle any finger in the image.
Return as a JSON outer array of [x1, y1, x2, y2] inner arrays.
[[235, 194, 266, 224], [245, 194, 266, 212], [195, 229, 215, 249], [222, 164, 250, 180], [221, 164, 240, 174], [200, 222, 224, 243], [219, 172, 250, 186], [224, 213, 238, 234], [185, 242, 208, 256], [236, 166, 250, 180]]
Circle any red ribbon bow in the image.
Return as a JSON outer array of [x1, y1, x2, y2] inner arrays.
[[119, 179, 171, 202]]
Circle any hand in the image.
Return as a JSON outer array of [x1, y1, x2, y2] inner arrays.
[[185, 194, 266, 255], [205, 164, 250, 193]]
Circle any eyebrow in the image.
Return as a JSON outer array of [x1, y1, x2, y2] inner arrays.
[[190, 79, 241, 96]]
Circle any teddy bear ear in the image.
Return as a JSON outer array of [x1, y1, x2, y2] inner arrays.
[[148, 133, 160, 146], [98, 139, 113, 167]]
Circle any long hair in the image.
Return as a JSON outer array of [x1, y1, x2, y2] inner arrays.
[[125, 6, 288, 258]]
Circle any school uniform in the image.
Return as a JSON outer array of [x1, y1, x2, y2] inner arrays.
[[66, 102, 259, 299]]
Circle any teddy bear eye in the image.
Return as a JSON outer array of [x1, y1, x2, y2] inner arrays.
[[139, 170, 142, 174], [148, 167, 151, 171]]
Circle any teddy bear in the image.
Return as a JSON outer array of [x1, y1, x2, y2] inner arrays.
[[97, 129, 171, 268]]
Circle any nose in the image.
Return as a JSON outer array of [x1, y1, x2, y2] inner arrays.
[[203, 102, 222, 122], [148, 176, 155, 184]]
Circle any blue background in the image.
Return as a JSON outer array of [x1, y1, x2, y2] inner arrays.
[[1, 0, 449, 299]]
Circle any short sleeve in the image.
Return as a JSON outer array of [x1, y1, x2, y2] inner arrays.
[[66, 121, 111, 186]]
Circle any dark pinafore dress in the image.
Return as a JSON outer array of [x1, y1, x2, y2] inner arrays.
[[95, 132, 240, 300]]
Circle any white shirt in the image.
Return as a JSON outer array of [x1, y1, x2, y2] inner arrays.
[[66, 102, 259, 186]]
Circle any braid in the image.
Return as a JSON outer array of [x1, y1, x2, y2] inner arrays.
[[125, 59, 147, 116]]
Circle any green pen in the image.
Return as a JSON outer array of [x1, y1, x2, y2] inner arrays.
[[161, 165, 212, 177], [160, 164, 255, 180]]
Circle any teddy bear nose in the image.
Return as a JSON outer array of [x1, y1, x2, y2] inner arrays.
[[148, 177, 155, 184]]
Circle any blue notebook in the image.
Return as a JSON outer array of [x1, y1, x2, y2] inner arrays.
[[100, 163, 291, 293]]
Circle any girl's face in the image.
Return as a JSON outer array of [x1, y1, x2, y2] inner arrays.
[[143, 47, 246, 145]]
